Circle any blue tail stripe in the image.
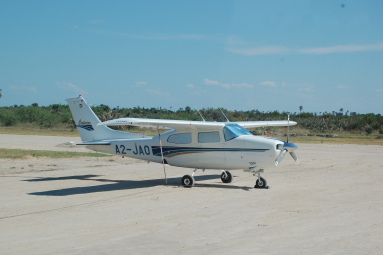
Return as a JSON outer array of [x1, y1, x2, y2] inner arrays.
[[76, 125, 94, 131]]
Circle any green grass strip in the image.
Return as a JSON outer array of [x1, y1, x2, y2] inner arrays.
[[0, 148, 111, 159]]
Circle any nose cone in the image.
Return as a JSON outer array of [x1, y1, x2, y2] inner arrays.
[[283, 141, 298, 151]]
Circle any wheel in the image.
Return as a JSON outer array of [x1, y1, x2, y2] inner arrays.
[[254, 177, 267, 189], [181, 174, 195, 187], [221, 171, 233, 183]]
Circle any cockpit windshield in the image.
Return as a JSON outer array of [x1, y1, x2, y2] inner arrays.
[[223, 124, 252, 141]]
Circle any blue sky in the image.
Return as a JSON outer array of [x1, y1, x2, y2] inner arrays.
[[1, 0, 382, 114]]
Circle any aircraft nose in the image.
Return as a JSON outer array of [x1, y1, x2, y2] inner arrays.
[[283, 141, 298, 151], [275, 141, 299, 165]]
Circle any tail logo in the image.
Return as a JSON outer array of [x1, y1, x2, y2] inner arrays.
[[77, 119, 94, 131]]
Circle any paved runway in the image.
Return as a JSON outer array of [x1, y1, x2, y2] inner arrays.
[[0, 135, 382, 254]]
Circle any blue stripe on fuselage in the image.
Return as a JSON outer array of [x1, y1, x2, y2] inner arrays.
[[151, 146, 269, 157]]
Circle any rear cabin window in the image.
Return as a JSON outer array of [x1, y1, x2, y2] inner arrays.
[[167, 133, 192, 144], [198, 131, 220, 143]]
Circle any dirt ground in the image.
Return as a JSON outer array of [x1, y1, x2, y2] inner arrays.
[[0, 135, 382, 254]]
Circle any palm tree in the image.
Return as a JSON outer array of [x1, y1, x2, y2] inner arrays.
[[299, 106, 303, 113], [0, 89, 2, 99]]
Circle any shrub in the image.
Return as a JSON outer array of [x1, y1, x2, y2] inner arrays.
[[379, 127, 383, 135], [1, 113, 17, 126], [365, 126, 373, 135]]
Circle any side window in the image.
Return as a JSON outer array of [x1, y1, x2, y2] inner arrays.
[[167, 133, 192, 144], [198, 131, 220, 143]]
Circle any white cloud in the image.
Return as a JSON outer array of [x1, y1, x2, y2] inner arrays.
[[375, 89, 382, 92], [90, 30, 210, 41], [132, 81, 147, 87], [232, 83, 253, 88], [298, 86, 315, 92], [56, 82, 87, 94], [204, 79, 219, 86], [220, 83, 231, 89], [145, 88, 169, 96], [204, 78, 253, 89], [9, 85, 37, 94], [259, 81, 276, 87], [185, 84, 194, 88], [228, 43, 383, 56], [335, 85, 348, 89], [88, 20, 104, 24], [299, 44, 383, 54]]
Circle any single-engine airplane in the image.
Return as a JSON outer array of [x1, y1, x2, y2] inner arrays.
[[58, 96, 299, 188]]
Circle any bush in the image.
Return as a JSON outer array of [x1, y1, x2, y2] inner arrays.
[[0, 113, 17, 126], [365, 126, 373, 135], [379, 127, 383, 135]]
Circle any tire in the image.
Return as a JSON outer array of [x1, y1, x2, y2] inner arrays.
[[221, 171, 233, 183], [181, 174, 195, 187], [254, 177, 267, 189]]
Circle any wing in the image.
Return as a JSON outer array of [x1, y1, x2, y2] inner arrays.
[[97, 118, 297, 130], [97, 118, 225, 130], [233, 120, 297, 128]]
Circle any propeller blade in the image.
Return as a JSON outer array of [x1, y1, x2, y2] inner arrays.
[[290, 151, 299, 164], [275, 149, 287, 166]]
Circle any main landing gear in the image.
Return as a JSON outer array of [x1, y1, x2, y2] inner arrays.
[[220, 170, 233, 183], [181, 174, 195, 187], [181, 168, 198, 187], [181, 168, 233, 187]]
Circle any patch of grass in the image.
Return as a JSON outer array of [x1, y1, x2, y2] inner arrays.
[[0, 126, 80, 137], [0, 148, 111, 159]]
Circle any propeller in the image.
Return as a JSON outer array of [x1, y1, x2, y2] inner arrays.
[[275, 149, 287, 166], [275, 114, 299, 166], [290, 151, 299, 163]]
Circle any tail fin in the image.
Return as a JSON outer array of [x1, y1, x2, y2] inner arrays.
[[66, 96, 148, 141]]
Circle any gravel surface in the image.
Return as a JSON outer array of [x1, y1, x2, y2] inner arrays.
[[0, 135, 382, 254]]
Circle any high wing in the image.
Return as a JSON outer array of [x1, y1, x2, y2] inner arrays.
[[97, 118, 224, 130], [234, 120, 297, 128], [97, 118, 297, 130]]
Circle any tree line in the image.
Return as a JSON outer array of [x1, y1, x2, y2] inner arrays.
[[0, 103, 382, 134]]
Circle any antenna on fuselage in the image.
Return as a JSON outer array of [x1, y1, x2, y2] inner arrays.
[[219, 108, 230, 122], [287, 114, 290, 143], [195, 107, 206, 122]]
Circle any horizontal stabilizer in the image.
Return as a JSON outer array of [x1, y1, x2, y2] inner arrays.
[[56, 141, 111, 148]]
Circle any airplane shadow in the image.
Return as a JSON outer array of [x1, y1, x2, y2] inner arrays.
[[25, 174, 251, 196]]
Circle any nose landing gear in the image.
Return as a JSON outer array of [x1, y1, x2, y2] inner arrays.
[[254, 177, 268, 189], [251, 169, 269, 189]]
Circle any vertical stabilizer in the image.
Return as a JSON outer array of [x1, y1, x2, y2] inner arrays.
[[66, 96, 148, 141]]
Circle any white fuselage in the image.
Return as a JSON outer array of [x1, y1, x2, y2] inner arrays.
[[87, 128, 284, 171]]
